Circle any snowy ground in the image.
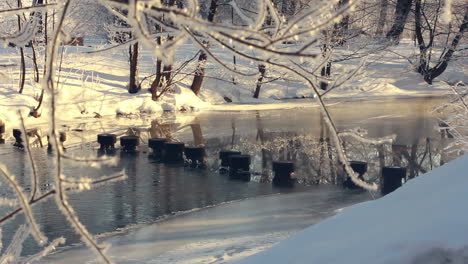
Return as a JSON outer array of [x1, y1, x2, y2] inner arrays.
[[1, 39, 466, 128]]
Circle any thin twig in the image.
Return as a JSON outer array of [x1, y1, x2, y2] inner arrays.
[[0, 167, 47, 245], [18, 112, 40, 202]]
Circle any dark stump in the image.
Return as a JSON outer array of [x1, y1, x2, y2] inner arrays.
[[12, 129, 24, 148], [148, 138, 168, 159], [98, 134, 117, 150], [120, 135, 139, 153], [381, 166, 406, 195], [229, 155, 251, 179], [219, 150, 242, 168], [272, 161, 295, 187], [184, 146, 206, 168], [163, 142, 185, 163]]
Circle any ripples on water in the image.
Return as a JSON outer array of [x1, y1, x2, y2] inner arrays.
[[0, 97, 462, 255]]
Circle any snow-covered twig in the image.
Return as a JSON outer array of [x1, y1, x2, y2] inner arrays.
[[0, 167, 47, 245], [0, 3, 57, 16], [22, 237, 66, 264], [18, 112, 39, 202], [0, 225, 29, 264]]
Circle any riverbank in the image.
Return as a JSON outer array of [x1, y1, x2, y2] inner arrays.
[[1, 39, 465, 128]]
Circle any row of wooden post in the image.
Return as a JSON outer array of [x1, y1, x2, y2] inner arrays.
[[3, 128, 407, 194]]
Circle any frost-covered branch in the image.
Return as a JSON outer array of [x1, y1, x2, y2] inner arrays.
[[22, 237, 66, 264], [0, 167, 47, 245], [31, 0, 123, 262], [18, 112, 39, 202], [0, 225, 30, 263], [0, 3, 56, 16]]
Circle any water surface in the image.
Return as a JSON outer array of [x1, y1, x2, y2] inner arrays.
[[0, 97, 460, 256]]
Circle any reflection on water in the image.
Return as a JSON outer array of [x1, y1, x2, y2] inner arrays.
[[189, 98, 461, 185], [0, 97, 463, 256]]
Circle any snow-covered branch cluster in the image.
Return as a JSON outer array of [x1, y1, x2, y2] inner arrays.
[[0, 3, 376, 259], [0, 3, 127, 263]]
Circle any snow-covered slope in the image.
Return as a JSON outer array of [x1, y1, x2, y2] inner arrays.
[[239, 154, 468, 264]]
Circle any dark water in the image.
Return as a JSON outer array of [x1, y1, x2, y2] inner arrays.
[[0, 97, 461, 255]]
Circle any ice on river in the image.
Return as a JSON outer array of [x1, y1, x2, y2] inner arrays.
[[40, 187, 372, 263]]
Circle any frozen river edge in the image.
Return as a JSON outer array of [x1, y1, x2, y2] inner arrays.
[[40, 187, 373, 263]]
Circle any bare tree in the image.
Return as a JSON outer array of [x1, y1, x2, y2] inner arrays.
[[190, 0, 219, 96], [414, 0, 467, 84], [149, 0, 179, 100], [128, 41, 139, 93], [16, 0, 26, 94], [253, 64, 266, 98], [376, 0, 389, 37], [386, 0, 413, 42]]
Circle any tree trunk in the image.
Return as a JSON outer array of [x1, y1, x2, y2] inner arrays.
[[162, 65, 172, 84], [128, 42, 140, 94], [28, 0, 41, 83], [42, 0, 48, 76], [190, 52, 207, 95], [189, 0, 218, 95], [30, 89, 44, 118], [149, 0, 177, 100], [36, 0, 44, 37], [375, 0, 388, 37], [17, 0, 26, 94], [150, 59, 162, 99], [150, 54, 173, 100], [414, 0, 428, 75], [386, 0, 413, 42], [253, 64, 266, 99], [18, 48, 26, 94], [30, 0, 45, 117], [31, 45, 40, 82]]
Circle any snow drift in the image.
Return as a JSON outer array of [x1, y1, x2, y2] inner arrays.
[[239, 154, 468, 264]]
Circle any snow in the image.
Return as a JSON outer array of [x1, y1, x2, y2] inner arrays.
[[1, 39, 465, 129], [1, 35, 466, 263], [239, 154, 468, 264]]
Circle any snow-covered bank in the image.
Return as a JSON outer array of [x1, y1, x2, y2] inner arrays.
[[1, 40, 465, 128], [239, 154, 468, 264]]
